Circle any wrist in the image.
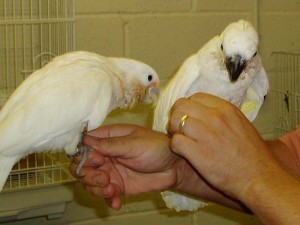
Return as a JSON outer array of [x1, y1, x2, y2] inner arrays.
[[171, 156, 251, 212], [267, 140, 300, 177], [240, 163, 300, 224], [171, 158, 199, 193]]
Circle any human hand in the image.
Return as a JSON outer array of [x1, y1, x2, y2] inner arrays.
[[70, 124, 183, 210], [168, 93, 282, 200], [70, 122, 251, 212]]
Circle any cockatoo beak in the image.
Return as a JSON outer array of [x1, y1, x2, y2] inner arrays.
[[142, 86, 160, 104], [225, 54, 246, 82]]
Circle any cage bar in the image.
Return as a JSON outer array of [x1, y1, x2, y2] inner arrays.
[[0, 0, 76, 191], [271, 52, 300, 138]]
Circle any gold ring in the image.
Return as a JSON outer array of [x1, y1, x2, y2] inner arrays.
[[179, 114, 189, 134]]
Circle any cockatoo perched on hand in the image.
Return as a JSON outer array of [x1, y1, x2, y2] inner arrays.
[[153, 20, 269, 212], [0, 51, 160, 191]]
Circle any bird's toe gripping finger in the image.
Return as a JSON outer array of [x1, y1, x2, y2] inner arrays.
[[75, 146, 93, 177]]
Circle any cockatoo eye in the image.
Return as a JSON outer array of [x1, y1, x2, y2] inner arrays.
[[221, 44, 223, 51], [253, 52, 257, 58], [148, 74, 153, 82]]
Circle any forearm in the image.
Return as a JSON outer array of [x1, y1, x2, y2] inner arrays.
[[173, 159, 250, 212], [266, 139, 300, 177], [241, 165, 300, 225]]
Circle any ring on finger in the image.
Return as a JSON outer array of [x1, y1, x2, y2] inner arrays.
[[179, 114, 189, 134]]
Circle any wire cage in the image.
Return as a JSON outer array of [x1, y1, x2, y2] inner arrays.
[[271, 52, 300, 138], [0, 0, 75, 96], [4, 152, 75, 191], [0, 0, 76, 191]]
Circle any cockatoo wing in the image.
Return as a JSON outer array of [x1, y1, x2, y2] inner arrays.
[[241, 60, 269, 122], [153, 54, 210, 211], [0, 55, 113, 157], [0, 53, 114, 190], [0, 51, 160, 191], [154, 20, 268, 212], [153, 54, 201, 132]]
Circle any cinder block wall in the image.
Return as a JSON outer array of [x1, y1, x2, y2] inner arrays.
[[75, 0, 300, 139], [4, 1, 299, 225]]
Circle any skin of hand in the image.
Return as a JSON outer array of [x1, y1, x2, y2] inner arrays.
[[265, 139, 300, 177], [70, 124, 247, 211], [168, 92, 300, 225], [70, 124, 182, 209]]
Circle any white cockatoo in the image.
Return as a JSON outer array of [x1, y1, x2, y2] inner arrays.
[[0, 51, 160, 191], [153, 20, 269, 211]]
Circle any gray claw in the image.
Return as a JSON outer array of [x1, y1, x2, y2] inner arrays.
[[75, 146, 92, 177]]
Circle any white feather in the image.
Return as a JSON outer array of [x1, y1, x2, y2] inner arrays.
[[0, 51, 159, 191], [153, 20, 269, 211], [241, 65, 269, 121]]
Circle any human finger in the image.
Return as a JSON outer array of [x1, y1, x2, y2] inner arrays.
[[84, 183, 117, 199], [189, 93, 246, 122], [177, 116, 212, 142], [170, 134, 202, 168], [86, 124, 141, 139], [86, 183, 123, 210], [69, 161, 110, 187], [168, 100, 211, 136], [71, 150, 104, 167], [188, 93, 231, 108], [105, 195, 123, 210], [170, 96, 245, 138], [83, 133, 138, 158]]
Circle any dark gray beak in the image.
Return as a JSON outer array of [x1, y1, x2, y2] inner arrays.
[[225, 55, 246, 82]]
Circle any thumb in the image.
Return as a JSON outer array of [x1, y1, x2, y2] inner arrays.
[[83, 134, 130, 158], [86, 124, 140, 139]]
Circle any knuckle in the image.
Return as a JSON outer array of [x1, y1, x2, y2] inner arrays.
[[170, 135, 178, 148], [170, 134, 182, 150], [211, 103, 239, 129], [90, 138, 110, 153], [176, 97, 187, 104], [190, 92, 202, 100], [171, 98, 187, 111], [169, 110, 183, 133]]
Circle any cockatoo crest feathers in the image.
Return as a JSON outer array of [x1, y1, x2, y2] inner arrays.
[[221, 20, 258, 61], [109, 57, 159, 87]]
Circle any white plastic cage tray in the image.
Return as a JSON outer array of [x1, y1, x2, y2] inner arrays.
[[271, 51, 300, 138], [0, 184, 74, 222]]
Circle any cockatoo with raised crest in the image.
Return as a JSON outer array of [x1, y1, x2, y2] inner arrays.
[[153, 20, 269, 211], [0, 51, 160, 191]]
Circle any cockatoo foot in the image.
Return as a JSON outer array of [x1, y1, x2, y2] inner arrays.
[[75, 145, 92, 177]]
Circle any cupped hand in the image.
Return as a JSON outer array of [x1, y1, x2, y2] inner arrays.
[[70, 124, 183, 209]]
